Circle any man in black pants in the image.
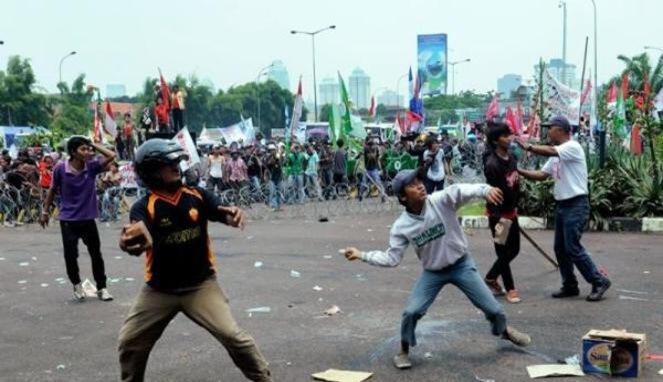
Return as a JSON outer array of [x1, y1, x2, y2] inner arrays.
[[483, 122, 522, 303], [40, 136, 116, 301]]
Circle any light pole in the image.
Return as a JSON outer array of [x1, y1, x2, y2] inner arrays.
[[255, 64, 274, 132], [449, 59, 470, 95], [559, 1, 567, 85], [290, 25, 336, 122], [395, 73, 408, 110], [59, 51, 77, 85], [644, 45, 663, 52]]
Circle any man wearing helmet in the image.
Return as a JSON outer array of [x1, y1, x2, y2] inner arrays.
[[117, 139, 271, 382], [40, 136, 116, 301]]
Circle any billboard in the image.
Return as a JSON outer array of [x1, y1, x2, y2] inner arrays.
[[417, 34, 448, 95]]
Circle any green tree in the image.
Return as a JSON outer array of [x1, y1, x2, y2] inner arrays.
[[0, 56, 50, 126], [50, 73, 95, 139]]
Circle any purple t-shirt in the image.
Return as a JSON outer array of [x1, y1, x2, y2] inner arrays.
[[52, 159, 103, 221]]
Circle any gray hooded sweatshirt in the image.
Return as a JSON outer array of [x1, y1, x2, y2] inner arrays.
[[361, 183, 492, 270]]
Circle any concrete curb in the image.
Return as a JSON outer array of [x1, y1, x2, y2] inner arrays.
[[459, 216, 663, 232]]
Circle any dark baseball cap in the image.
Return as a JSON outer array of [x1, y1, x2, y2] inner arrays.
[[391, 169, 421, 196], [541, 116, 571, 132]]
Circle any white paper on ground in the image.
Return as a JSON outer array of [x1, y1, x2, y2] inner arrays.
[[311, 369, 372, 382], [81, 278, 97, 297], [526, 364, 585, 378]]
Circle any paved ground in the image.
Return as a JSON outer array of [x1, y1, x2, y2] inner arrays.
[[1, 203, 662, 382]]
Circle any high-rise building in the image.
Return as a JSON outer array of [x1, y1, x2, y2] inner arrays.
[[106, 84, 126, 98], [348, 67, 371, 110], [319, 77, 339, 106], [377, 89, 403, 107], [539, 58, 578, 88], [497, 74, 522, 98], [266, 60, 290, 91]]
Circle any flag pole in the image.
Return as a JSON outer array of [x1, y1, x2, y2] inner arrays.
[[519, 227, 559, 268], [578, 36, 589, 144]]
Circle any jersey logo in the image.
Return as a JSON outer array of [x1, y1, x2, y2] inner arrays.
[[189, 208, 199, 223], [412, 223, 446, 247], [159, 217, 173, 227]]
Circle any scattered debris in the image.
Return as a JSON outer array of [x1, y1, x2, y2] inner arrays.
[[125, 277, 135, 282], [56, 364, 66, 370], [17, 280, 27, 284], [290, 270, 301, 278], [40, 283, 49, 288], [254, 261, 263, 268], [658, 368, 663, 376], [474, 375, 495, 382], [338, 249, 346, 255], [318, 217, 329, 222], [286, 361, 292, 366], [19, 262, 29, 266], [31, 256, 37, 261], [114, 256, 122, 259], [424, 352, 433, 359], [366, 229, 373, 232], [312, 369, 372, 382], [313, 285, 323, 291], [247, 235, 254, 240], [0, 257, 5, 260], [55, 277, 65, 282], [564, 354, 580, 365], [616, 288, 648, 295], [643, 271, 650, 274], [109, 278, 121, 284], [526, 364, 585, 378], [246, 306, 271, 314], [619, 295, 649, 302], [323, 255, 332, 259], [324, 305, 341, 316]]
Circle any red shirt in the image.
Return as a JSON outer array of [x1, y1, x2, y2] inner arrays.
[[155, 104, 169, 125], [124, 122, 134, 138], [39, 160, 53, 188]]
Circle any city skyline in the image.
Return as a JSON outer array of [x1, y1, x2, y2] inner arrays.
[[1, 0, 662, 101]]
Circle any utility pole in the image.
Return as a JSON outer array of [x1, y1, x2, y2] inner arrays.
[[560, 1, 568, 85]]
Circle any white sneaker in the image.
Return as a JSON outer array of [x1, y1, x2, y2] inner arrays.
[[73, 283, 85, 300], [97, 288, 114, 301]]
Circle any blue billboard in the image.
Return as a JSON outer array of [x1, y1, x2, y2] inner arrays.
[[417, 34, 448, 95]]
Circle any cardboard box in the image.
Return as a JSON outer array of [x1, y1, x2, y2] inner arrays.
[[582, 329, 646, 378]]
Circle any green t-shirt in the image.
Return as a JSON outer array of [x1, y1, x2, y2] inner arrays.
[[287, 152, 306, 176]]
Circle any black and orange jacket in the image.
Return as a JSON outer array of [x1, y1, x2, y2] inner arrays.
[[130, 186, 229, 292]]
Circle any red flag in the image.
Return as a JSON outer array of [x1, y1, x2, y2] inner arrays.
[[643, 74, 651, 101], [104, 101, 117, 137], [93, 106, 102, 143], [505, 106, 517, 134], [515, 102, 524, 135], [621, 73, 629, 99], [630, 124, 643, 155], [160, 73, 171, 110], [527, 113, 541, 139], [368, 95, 376, 118], [606, 82, 617, 104], [394, 111, 405, 137], [485, 95, 499, 121]]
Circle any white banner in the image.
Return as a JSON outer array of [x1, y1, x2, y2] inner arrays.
[[218, 118, 255, 145], [119, 162, 139, 189], [544, 70, 581, 125], [173, 127, 201, 171]]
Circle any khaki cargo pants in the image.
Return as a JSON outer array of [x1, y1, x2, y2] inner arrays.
[[118, 279, 271, 381]]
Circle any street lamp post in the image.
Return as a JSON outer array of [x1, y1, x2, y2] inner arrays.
[[395, 73, 408, 110], [291, 25, 336, 122], [255, 64, 274, 133], [449, 59, 471, 95], [58, 51, 77, 85], [559, 1, 567, 85], [644, 45, 663, 52]]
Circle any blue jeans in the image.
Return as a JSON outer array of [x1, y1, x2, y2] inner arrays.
[[268, 179, 282, 209], [554, 195, 604, 288], [305, 173, 323, 200], [289, 174, 305, 203], [401, 255, 506, 347], [360, 169, 384, 195]]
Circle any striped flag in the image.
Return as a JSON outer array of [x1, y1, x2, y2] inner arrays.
[[104, 101, 117, 137]]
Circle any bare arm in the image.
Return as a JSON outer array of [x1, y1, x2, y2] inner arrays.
[[518, 168, 550, 181], [92, 142, 117, 169], [515, 138, 558, 157], [39, 187, 56, 227]]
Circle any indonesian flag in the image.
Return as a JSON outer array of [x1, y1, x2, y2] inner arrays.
[[394, 112, 405, 137], [515, 102, 524, 135], [104, 101, 117, 137], [621, 73, 629, 99], [526, 112, 541, 140], [368, 95, 376, 118], [93, 106, 103, 143], [485, 94, 498, 121], [630, 124, 643, 155], [606, 82, 618, 104]]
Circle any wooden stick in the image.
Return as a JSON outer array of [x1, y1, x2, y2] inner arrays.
[[519, 226, 559, 268]]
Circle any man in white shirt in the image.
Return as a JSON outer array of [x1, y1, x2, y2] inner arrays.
[[517, 116, 611, 302]]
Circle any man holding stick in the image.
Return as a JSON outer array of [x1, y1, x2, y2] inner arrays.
[[516, 116, 611, 302]]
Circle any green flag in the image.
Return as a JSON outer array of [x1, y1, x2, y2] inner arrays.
[[613, 90, 626, 138], [338, 72, 353, 136]]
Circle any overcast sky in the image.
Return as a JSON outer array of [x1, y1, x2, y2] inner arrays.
[[2, 0, 662, 100]]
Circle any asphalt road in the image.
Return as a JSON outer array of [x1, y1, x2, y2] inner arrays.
[[1, 204, 662, 381]]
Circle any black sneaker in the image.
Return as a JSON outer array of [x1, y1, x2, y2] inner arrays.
[[586, 278, 611, 302], [551, 287, 580, 298]]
